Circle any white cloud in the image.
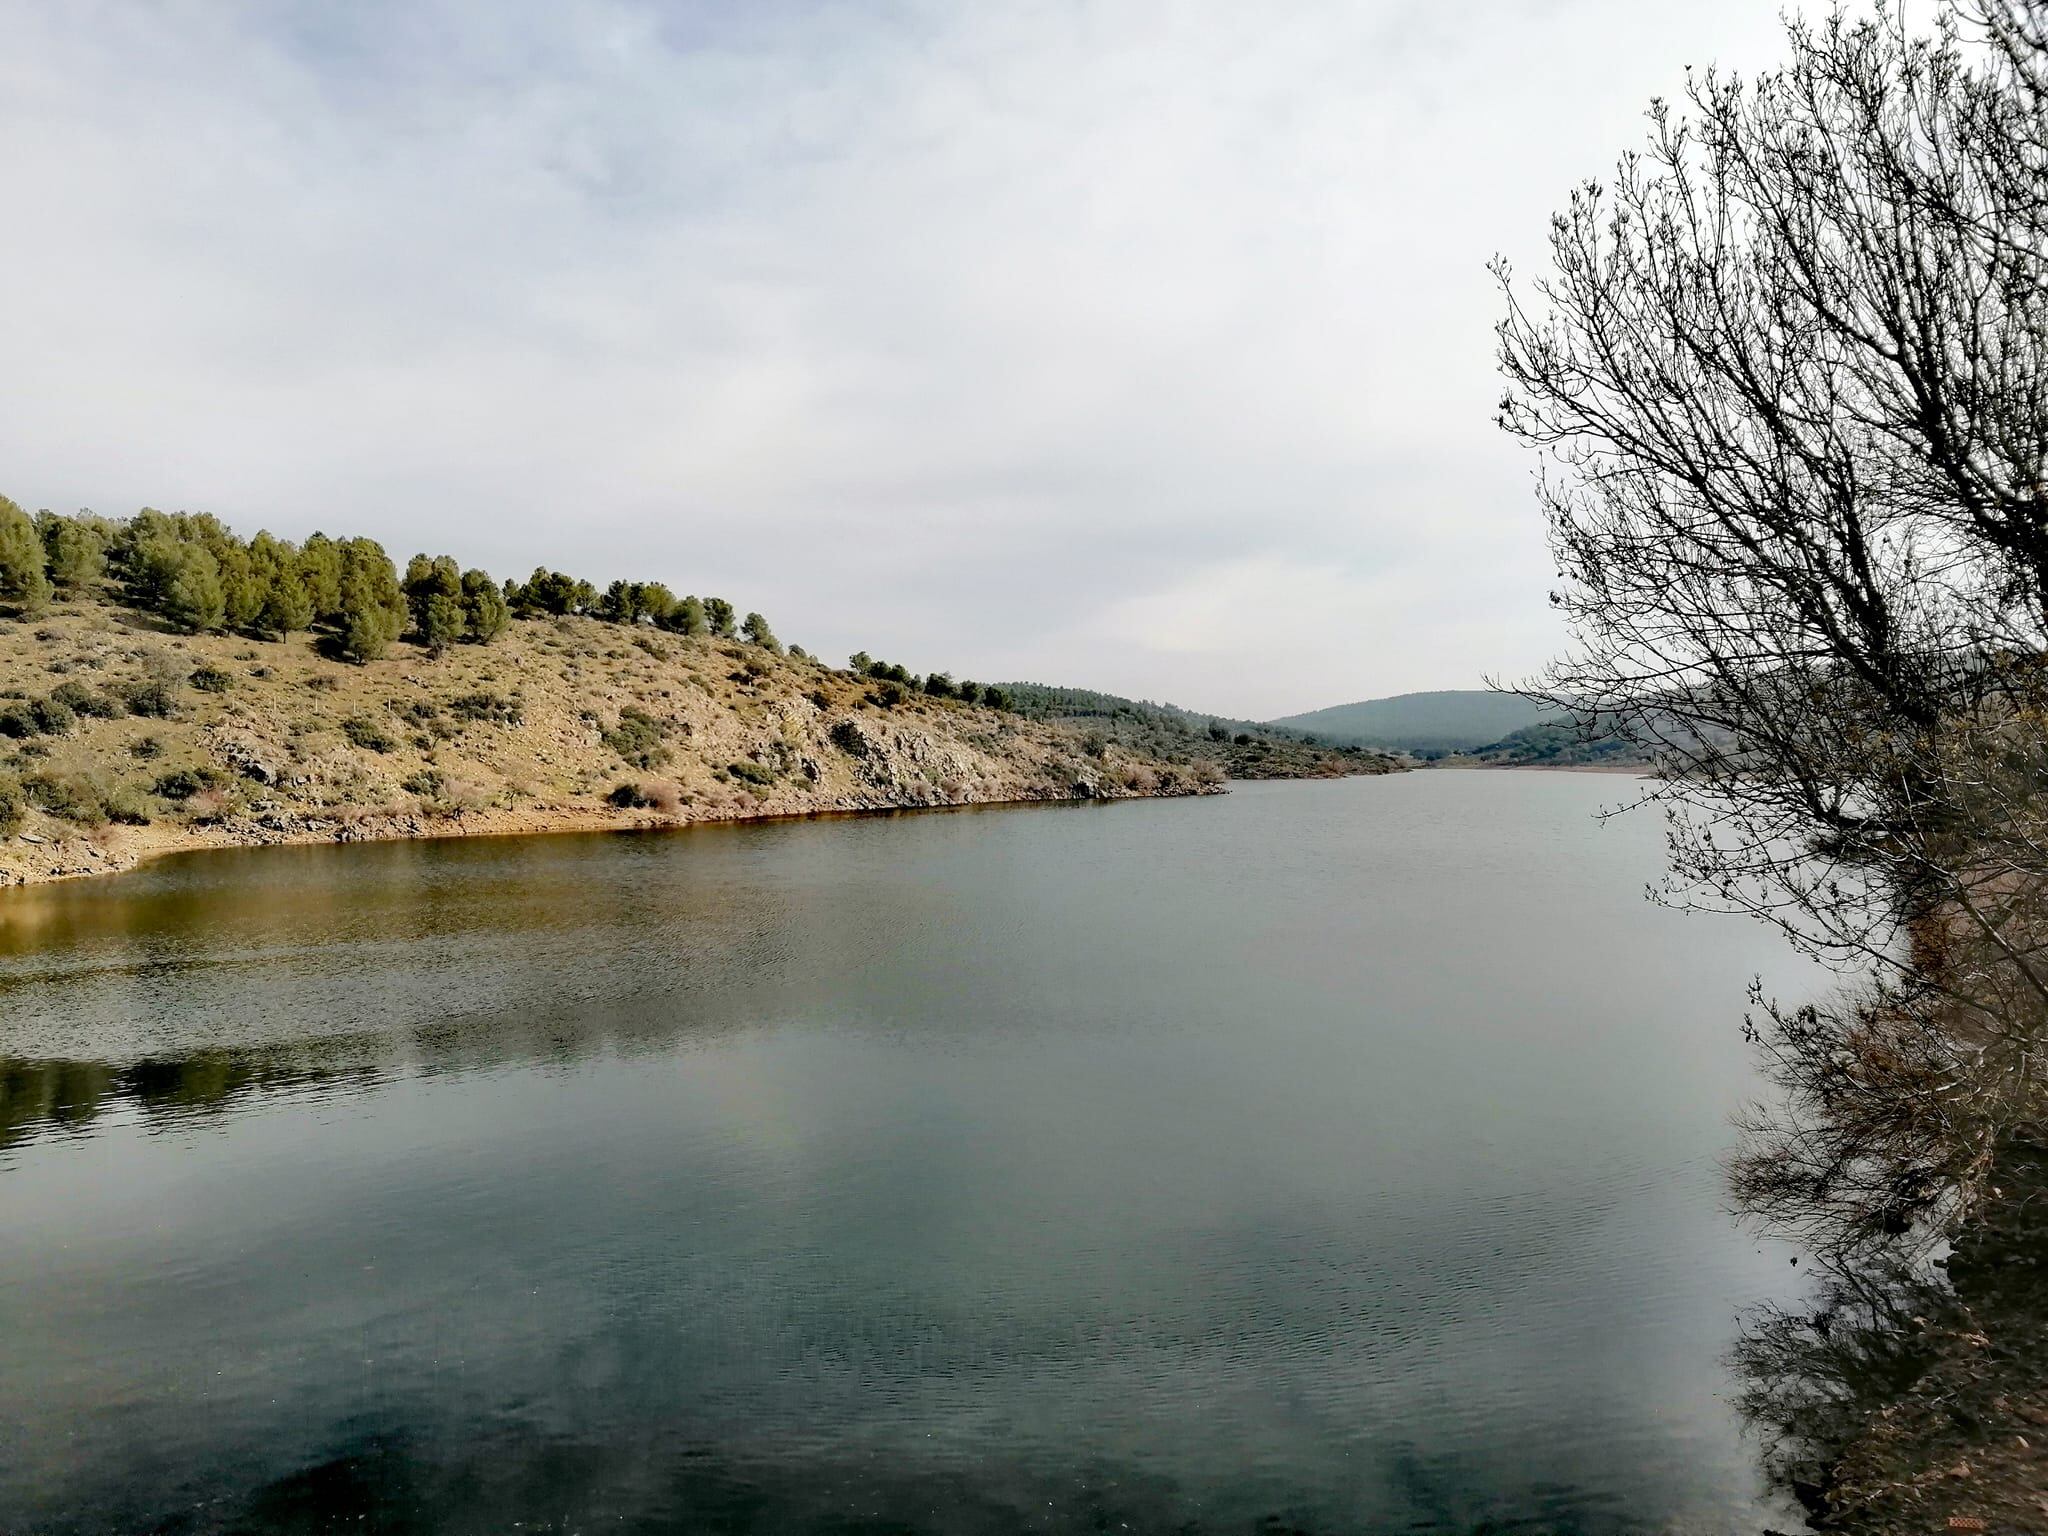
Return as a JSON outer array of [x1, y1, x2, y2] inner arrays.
[[0, 0, 1801, 716]]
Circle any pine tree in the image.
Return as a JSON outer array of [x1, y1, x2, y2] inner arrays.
[[462, 569, 509, 643], [0, 498, 54, 614]]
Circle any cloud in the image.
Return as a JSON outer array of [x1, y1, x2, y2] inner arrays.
[[0, 0, 1799, 716]]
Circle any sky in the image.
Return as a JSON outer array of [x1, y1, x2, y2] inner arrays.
[[0, 0, 1804, 719]]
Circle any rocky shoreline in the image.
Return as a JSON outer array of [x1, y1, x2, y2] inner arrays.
[[1, 777, 1224, 891]]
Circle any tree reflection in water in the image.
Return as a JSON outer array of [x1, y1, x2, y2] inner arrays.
[[1732, 1138, 2047, 1533]]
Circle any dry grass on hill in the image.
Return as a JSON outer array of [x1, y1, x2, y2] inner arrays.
[[0, 597, 1220, 886]]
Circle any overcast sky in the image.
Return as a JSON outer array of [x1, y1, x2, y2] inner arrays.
[[0, 0, 1802, 718]]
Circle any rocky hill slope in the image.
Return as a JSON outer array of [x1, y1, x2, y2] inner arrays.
[[0, 600, 1221, 887]]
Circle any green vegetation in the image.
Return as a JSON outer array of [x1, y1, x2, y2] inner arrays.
[[999, 682, 1402, 781], [339, 717, 396, 754], [0, 494, 1233, 871], [0, 499, 55, 615], [0, 503, 816, 671], [600, 707, 670, 769], [1267, 690, 1557, 755]]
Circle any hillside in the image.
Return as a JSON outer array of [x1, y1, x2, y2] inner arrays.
[[1267, 690, 1556, 755], [998, 682, 1406, 780], [0, 598, 1222, 888], [1451, 720, 1653, 768]]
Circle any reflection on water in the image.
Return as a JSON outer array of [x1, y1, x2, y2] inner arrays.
[[1, 775, 1825, 1534], [1732, 1140, 2048, 1532]]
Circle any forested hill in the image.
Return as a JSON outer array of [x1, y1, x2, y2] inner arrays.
[[998, 683, 1404, 780], [1269, 688, 1661, 767], [0, 500, 1224, 887], [1266, 690, 1557, 755]]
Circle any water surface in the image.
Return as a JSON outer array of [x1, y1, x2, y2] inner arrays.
[[0, 773, 1811, 1533]]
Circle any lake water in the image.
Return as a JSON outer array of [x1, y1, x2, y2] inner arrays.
[[0, 773, 1816, 1534]]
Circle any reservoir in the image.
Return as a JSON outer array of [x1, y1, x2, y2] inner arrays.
[[0, 772, 1813, 1533]]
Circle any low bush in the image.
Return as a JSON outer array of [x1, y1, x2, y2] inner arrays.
[[28, 697, 75, 736], [393, 698, 454, 740], [0, 770, 24, 833], [447, 690, 520, 725], [24, 772, 106, 824], [0, 705, 36, 739], [727, 760, 776, 787], [340, 717, 396, 753], [152, 766, 225, 801], [189, 666, 234, 693], [48, 680, 120, 718], [117, 679, 178, 718], [400, 768, 445, 799], [102, 784, 153, 825], [602, 707, 669, 769], [607, 781, 655, 808]]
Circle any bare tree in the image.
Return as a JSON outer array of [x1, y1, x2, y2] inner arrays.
[[1497, 2, 2048, 1203]]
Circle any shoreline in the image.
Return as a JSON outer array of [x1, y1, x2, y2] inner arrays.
[[0, 781, 1225, 894], [1, 765, 1644, 894]]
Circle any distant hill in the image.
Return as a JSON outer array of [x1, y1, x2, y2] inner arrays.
[[1268, 690, 1558, 756], [997, 683, 1404, 780], [1455, 721, 1651, 768]]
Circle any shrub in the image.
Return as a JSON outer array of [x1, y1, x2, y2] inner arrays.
[[189, 666, 234, 693], [130, 735, 164, 759], [118, 679, 178, 718], [340, 716, 396, 753], [0, 770, 24, 833], [727, 760, 776, 787], [869, 681, 906, 709], [24, 772, 107, 824], [27, 697, 75, 736], [49, 680, 120, 718], [601, 707, 669, 769], [607, 781, 655, 808], [447, 691, 520, 725], [401, 768, 446, 799], [0, 705, 36, 739], [102, 784, 153, 825], [152, 767, 225, 801], [185, 786, 235, 824]]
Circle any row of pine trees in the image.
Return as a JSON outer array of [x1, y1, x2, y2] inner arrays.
[[0, 498, 782, 664], [0, 498, 1006, 706]]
